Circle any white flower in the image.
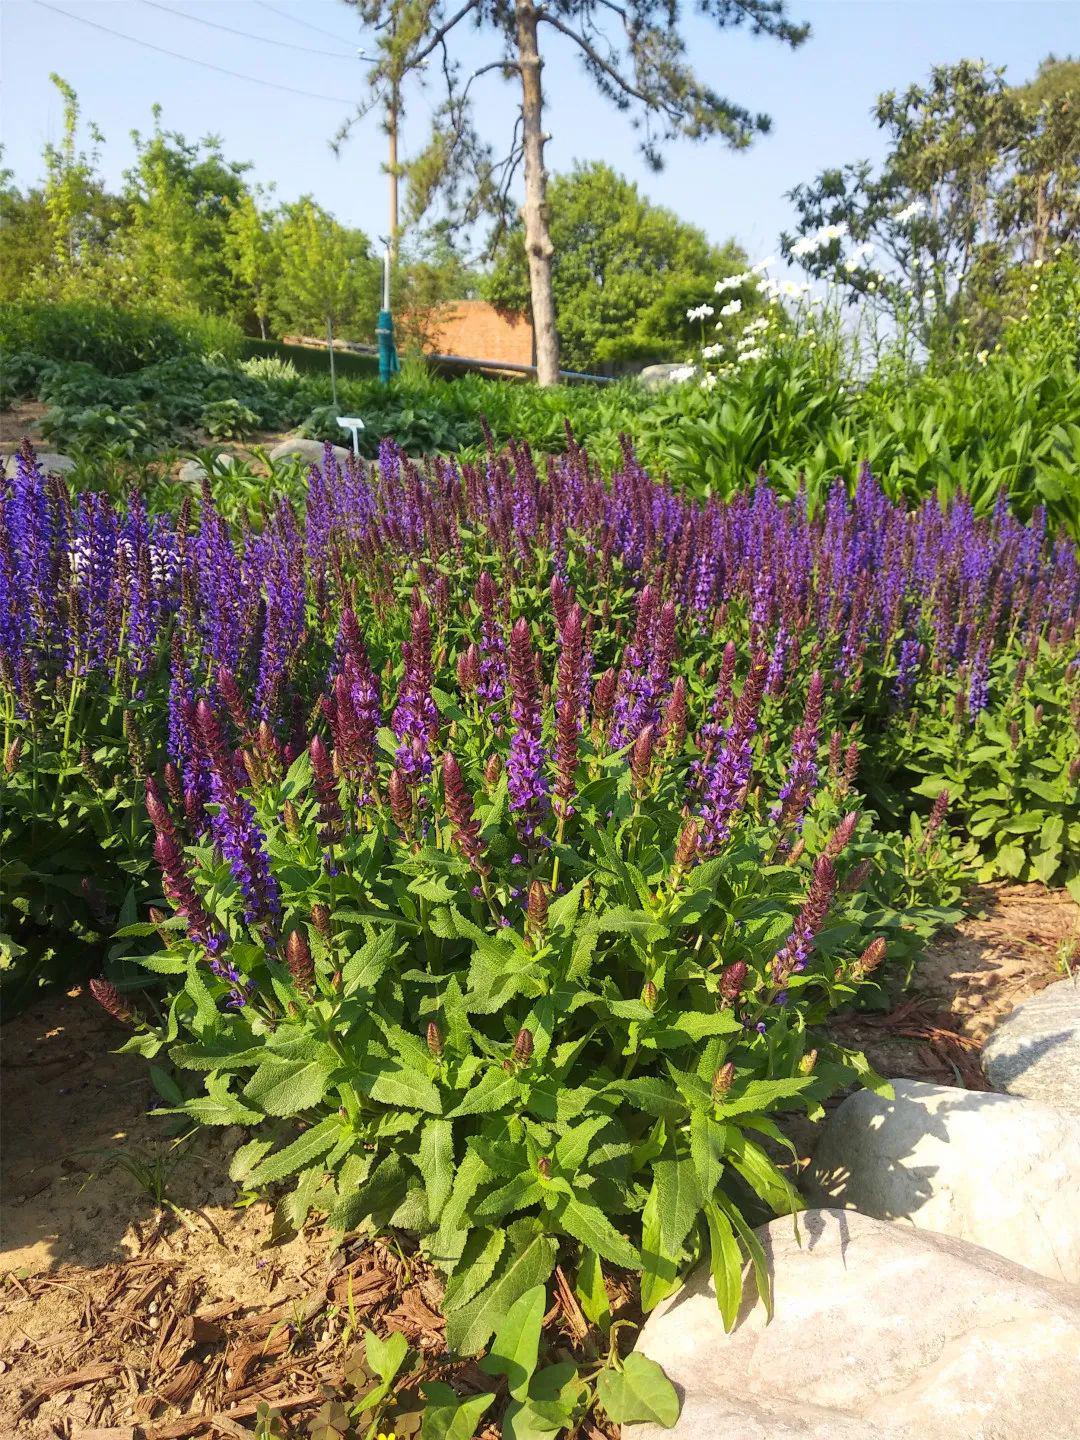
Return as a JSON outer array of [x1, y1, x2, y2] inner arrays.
[[714, 272, 749, 294], [686, 303, 714, 322], [894, 200, 926, 224], [778, 279, 809, 299], [720, 299, 743, 317], [737, 346, 765, 363], [819, 222, 848, 242], [668, 365, 697, 383], [790, 234, 819, 258], [700, 372, 718, 391], [751, 255, 774, 274], [843, 241, 875, 272], [744, 315, 769, 334], [701, 343, 724, 359], [976, 349, 989, 364]]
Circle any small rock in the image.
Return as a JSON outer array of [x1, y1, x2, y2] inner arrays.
[[983, 979, 1080, 1112], [3, 451, 76, 478], [268, 436, 349, 468], [628, 1209, 1080, 1440], [803, 1079, 1080, 1283]]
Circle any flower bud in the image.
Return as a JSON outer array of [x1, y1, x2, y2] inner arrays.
[[4, 737, 23, 776], [149, 906, 175, 949], [630, 725, 655, 790], [282, 799, 301, 836], [526, 880, 548, 936], [484, 753, 503, 787], [842, 858, 872, 893], [798, 1048, 818, 1076], [673, 819, 698, 875], [388, 768, 413, 834], [311, 902, 331, 938], [642, 981, 658, 1011], [786, 837, 806, 865], [512, 1027, 534, 1065], [711, 1061, 735, 1102], [427, 1021, 445, 1060], [285, 929, 314, 990], [537, 1156, 552, 1180], [719, 960, 748, 1003], [89, 977, 135, 1025], [854, 937, 886, 977]]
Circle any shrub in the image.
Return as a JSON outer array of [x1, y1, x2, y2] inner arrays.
[[0, 300, 243, 375], [122, 615, 892, 1348]]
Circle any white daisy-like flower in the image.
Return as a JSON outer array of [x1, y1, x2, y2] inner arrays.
[[894, 200, 925, 224], [720, 299, 743, 317], [737, 346, 765, 363], [668, 365, 697, 383], [686, 303, 715, 322], [751, 255, 775, 274], [700, 372, 718, 391], [701, 343, 724, 359], [976, 350, 989, 364], [714, 272, 749, 294]]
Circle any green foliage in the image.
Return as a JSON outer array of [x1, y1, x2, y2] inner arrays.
[[0, 299, 242, 374], [485, 162, 753, 371]]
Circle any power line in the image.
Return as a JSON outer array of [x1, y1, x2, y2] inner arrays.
[[33, 1, 358, 105], [138, 0, 358, 60], [254, 0, 359, 47]]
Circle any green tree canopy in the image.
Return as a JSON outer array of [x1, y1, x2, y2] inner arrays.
[[485, 162, 751, 371], [781, 57, 1080, 351]]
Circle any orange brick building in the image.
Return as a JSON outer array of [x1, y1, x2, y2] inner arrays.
[[423, 299, 534, 368]]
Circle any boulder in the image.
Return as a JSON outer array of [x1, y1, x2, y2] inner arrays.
[[178, 453, 237, 485], [628, 1209, 1080, 1440], [267, 437, 350, 468], [983, 979, 1080, 1112], [4, 451, 75, 478], [803, 1079, 1080, 1283]]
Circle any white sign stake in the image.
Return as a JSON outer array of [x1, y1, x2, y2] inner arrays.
[[337, 416, 365, 457]]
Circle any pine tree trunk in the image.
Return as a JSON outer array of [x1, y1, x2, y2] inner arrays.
[[514, 0, 560, 387]]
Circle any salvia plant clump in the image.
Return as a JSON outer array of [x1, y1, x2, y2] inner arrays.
[[0, 433, 1078, 1339]]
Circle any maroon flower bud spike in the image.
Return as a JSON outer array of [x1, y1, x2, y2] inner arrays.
[[285, 929, 315, 990], [513, 1027, 534, 1066], [719, 960, 748, 1003], [427, 1021, 445, 1060], [711, 1061, 735, 1102], [89, 977, 135, 1026], [854, 937, 887, 977]]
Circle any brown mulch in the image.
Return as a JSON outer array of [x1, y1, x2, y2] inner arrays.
[[2, 882, 1075, 1436], [0, 992, 623, 1439], [830, 882, 1078, 1090]]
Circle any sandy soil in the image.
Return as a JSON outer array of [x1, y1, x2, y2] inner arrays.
[[1, 882, 1075, 1437]]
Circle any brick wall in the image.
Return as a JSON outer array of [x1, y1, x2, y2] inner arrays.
[[423, 299, 534, 368]]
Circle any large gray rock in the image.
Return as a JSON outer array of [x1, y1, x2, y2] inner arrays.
[[268, 437, 350, 468], [983, 978, 1080, 1112], [803, 1080, 1080, 1284], [628, 1209, 1080, 1440], [4, 451, 76, 478]]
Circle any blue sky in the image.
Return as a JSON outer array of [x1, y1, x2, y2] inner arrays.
[[3, 0, 1076, 267]]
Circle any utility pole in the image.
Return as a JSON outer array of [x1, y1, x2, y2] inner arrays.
[[386, 74, 400, 263]]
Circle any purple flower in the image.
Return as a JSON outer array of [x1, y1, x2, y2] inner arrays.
[[507, 617, 548, 839]]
